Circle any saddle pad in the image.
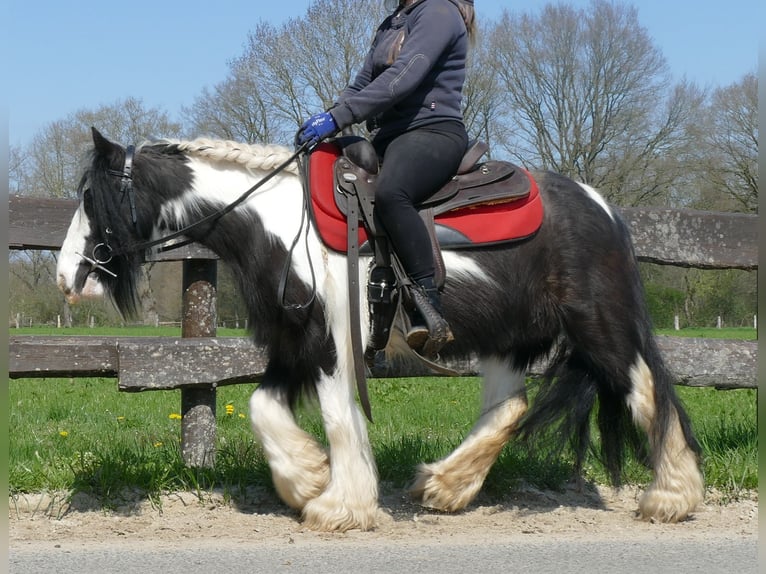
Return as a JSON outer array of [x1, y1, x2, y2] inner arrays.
[[308, 142, 544, 253]]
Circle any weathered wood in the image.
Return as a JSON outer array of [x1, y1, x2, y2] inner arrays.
[[372, 337, 758, 390], [9, 336, 267, 388], [10, 335, 754, 389], [179, 260, 219, 467], [117, 337, 266, 390], [8, 196, 78, 251], [618, 207, 757, 270], [654, 336, 758, 390], [9, 336, 119, 378], [8, 195, 217, 260]]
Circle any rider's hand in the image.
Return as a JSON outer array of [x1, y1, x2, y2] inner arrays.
[[296, 112, 338, 149]]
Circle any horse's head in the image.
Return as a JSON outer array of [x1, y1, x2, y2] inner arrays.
[[57, 128, 157, 318]]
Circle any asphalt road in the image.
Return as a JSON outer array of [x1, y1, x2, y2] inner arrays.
[[9, 536, 758, 574]]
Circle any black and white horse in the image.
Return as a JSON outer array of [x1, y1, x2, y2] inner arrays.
[[57, 128, 703, 531]]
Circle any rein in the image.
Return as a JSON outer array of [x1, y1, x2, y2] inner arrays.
[[86, 141, 315, 312], [105, 142, 309, 258]]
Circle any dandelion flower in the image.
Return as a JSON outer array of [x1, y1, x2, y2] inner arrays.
[[154, 441, 163, 448], [169, 413, 182, 420], [59, 430, 69, 438], [225, 404, 235, 416]]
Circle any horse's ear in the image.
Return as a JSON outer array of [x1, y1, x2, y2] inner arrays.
[[91, 127, 117, 156]]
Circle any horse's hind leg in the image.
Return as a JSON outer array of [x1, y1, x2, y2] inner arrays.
[[249, 386, 330, 511], [627, 354, 704, 522], [410, 357, 527, 511]]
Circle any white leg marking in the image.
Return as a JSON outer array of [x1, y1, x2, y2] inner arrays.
[[410, 357, 528, 511], [301, 369, 380, 531], [627, 356, 704, 522], [249, 387, 329, 511]]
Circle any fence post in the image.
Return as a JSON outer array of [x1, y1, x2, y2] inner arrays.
[[180, 259, 218, 468]]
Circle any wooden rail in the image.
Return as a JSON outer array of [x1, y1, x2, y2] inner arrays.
[[9, 334, 756, 391], [8, 195, 759, 465]]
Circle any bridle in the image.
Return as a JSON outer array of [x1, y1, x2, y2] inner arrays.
[[79, 140, 314, 309], [74, 143, 138, 279]]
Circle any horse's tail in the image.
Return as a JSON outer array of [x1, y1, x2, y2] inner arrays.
[[516, 340, 643, 486]]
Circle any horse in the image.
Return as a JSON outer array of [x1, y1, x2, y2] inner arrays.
[[56, 127, 704, 532]]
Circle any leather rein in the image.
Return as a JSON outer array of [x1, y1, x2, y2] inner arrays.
[[87, 141, 314, 310]]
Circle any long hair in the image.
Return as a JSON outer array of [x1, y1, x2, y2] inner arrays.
[[455, 1, 476, 45], [391, 0, 477, 46]]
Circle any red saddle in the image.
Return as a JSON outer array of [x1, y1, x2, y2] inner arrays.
[[308, 142, 544, 253]]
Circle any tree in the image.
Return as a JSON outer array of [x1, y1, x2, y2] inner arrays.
[[13, 98, 183, 326], [23, 97, 182, 199], [695, 72, 758, 213], [488, 0, 705, 206], [185, 0, 384, 144], [461, 22, 510, 158]]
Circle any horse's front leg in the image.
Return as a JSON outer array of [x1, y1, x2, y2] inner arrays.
[[249, 386, 330, 511], [301, 369, 380, 532]]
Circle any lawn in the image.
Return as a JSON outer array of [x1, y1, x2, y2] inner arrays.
[[8, 373, 756, 506], [9, 325, 757, 506]]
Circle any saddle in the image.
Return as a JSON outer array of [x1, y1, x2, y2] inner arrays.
[[304, 137, 544, 420], [331, 136, 537, 287]]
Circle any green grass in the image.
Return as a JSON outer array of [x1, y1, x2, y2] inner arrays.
[[10, 326, 248, 337], [8, 372, 757, 508], [655, 326, 756, 340]]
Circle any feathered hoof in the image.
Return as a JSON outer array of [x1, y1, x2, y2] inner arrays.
[[270, 454, 331, 511], [408, 463, 473, 513], [301, 494, 380, 532], [637, 484, 704, 523]]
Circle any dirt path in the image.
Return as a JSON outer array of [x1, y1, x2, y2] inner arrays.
[[9, 483, 757, 548]]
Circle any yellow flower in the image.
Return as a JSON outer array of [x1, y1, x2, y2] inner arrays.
[[225, 404, 235, 416], [59, 430, 69, 438], [238, 413, 246, 419], [116, 416, 125, 422], [169, 413, 182, 420], [154, 441, 163, 448]]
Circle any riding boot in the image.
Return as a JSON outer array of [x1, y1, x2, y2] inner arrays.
[[406, 276, 453, 358]]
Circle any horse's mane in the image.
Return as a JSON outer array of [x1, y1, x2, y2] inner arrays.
[[149, 138, 301, 175]]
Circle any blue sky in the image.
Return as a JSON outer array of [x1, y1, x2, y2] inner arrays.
[[8, 0, 760, 147]]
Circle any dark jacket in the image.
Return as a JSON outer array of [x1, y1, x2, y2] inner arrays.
[[329, 0, 468, 143]]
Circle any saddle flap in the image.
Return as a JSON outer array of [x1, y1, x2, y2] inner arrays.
[[333, 158, 377, 220]]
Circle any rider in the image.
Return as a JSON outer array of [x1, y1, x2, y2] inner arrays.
[[297, 0, 475, 355]]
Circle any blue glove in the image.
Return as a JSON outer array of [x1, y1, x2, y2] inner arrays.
[[296, 111, 338, 149]]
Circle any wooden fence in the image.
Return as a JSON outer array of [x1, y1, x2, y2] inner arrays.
[[8, 196, 758, 466]]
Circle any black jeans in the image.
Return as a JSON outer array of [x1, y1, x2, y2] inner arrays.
[[372, 121, 468, 282]]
